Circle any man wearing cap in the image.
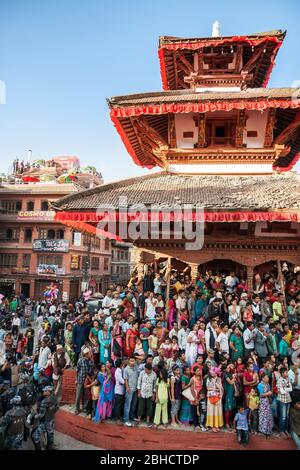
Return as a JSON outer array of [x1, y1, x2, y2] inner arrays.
[[75, 348, 92, 415], [52, 345, 70, 396], [31, 385, 59, 450], [207, 297, 222, 321], [0, 395, 26, 449]]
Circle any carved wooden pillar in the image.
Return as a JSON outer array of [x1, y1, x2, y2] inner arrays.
[[264, 108, 276, 147], [131, 246, 144, 280], [197, 113, 206, 148], [246, 265, 254, 294], [190, 263, 199, 282], [236, 110, 246, 147], [168, 113, 177, 148]]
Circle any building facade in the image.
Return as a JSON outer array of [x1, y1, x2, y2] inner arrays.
[[111, 241, 133, 285], [0, 182, 112, 300], [53, 28, 300, 291]]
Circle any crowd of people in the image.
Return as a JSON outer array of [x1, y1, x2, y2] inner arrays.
[[1, 265, 300, 449]]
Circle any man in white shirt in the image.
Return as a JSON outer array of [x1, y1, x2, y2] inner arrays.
[[102, 289, 113, 316], [145, 293, 158, 321], [49, 304, 56, 315], [169, 322, 179, 340], [110, 292, 122, 310], [205, 318, 218, 351], [121, 315, 134, 334], [178, 321, 190, 351], [225, 272, 239, 293], [12, 314, 21, 335], [216, 323, 229, 356], [243, 321, 256, 359], [38, 337, 51, 370], [176, 291, 187, 312], [252, 295, 262, 323]]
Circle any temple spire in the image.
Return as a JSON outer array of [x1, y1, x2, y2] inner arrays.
[[211, 20, 220, 37]]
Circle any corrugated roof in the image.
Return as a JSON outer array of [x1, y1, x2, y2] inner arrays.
[[52, 171, 300, 211]]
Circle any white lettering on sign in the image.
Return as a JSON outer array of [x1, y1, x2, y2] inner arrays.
[[18, 211, 55, 217]]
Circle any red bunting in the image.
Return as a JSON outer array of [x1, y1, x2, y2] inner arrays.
[[55, 211, 300, 224]]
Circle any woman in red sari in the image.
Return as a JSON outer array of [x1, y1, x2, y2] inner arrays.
[[124, 321, 139, 357], [122, 293, 134, 320]]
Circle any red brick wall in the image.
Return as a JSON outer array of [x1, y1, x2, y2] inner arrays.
[[55, 409, 296, 450], [61, 369, 77, 404]]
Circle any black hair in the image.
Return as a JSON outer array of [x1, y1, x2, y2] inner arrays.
[[158, 368, 169, 383], [115, 358, 122, 368]]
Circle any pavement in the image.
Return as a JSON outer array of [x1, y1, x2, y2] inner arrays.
[[23, 431, 103, 450]]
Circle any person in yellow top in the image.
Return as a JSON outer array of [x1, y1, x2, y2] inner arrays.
[[272, 293, 285, 321], [248, 388, 259, 434], [282, 323, 292, 345], [153, 368, 170, 428]]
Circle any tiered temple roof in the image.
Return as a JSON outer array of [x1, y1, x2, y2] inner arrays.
[[52, 171, 300, 212], [158, 30, 286, 90]]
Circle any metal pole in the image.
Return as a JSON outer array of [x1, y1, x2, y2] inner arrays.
[[277, 259, 287, 314], [165, 256, 172, 316]]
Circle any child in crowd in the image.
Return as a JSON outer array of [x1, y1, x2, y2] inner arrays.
[[134, 337, 145, 357], [148, 328, 159, 356], [234, 405, 250, 446], [161, 337, 173, 359], [248, 388, 259, 434], [171, 337, 179, 356]]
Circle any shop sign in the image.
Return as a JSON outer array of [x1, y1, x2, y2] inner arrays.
[[71, 255, 79, 269], [73, 232, 82, 247], [11, 267, 30, 274], [37, 264, 66, 275], [17, 211, 55, 221], [33, 239, 69, 252]]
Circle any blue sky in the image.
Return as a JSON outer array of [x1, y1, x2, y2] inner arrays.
[[0, 0, 299, 181]]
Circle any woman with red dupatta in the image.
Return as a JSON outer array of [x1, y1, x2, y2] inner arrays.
[[124, 321, 139, 357], [122, 293, 134, 320]]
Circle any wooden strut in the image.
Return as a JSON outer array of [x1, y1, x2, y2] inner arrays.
[[129, 117, 164, 167], [264, 108, 277, 147], [242, 45, 265, 73], [275, 111, 300, 145]]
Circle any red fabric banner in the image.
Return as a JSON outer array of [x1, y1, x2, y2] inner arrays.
[[55, 211, 300, 224]]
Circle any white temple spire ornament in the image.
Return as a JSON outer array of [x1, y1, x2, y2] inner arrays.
[[212, 21, 221, 37]]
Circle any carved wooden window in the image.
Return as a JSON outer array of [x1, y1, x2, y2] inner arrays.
[[183, 131, 194, 138], [247, 131, 258, 137]]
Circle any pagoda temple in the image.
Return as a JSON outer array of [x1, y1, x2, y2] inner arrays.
[[53, 27, 300, 291]]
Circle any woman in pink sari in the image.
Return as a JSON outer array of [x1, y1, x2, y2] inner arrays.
[[167, 293, 177, 330], [111, 318, 123, 361]]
